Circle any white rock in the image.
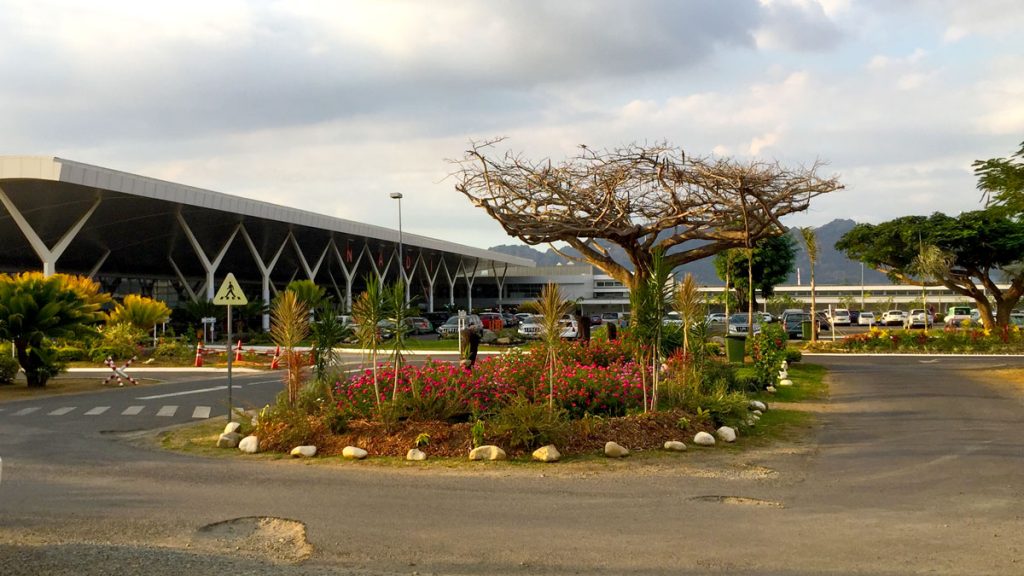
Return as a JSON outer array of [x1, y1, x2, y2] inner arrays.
[[751, 413, 761, 421], [766, 386, 777, 393], [290, 445, 317, 458], [693, 432, 716, 446], [745, 418, 756, 427], [238, 435, 259, 454], [753, 409, 763, 416], [716, 426, 737, 443], [781, 360, 788, 371], [223, 421, 241, 435], [469, 445, 507, 461], [750, 400, 767, 411], [406, 448, 427, 461], [342, 446, 368, 459], [532, 445, 561, 462], [604, 441, 630, 458], [778, 370, 788, 380], [216, 432, 241, 448], [663, 440, 687, 452], [779, 378, 793, 386]]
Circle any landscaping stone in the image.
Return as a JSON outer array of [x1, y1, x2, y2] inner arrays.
[[753, 409, 763, 416], [745, 418, 756, 427], [406, 448, 427, 461], [342, 446, 368, 459], [291, 445, 317, 458], [238, 435, 259, 454], [778, 369, 788, 380], [663, 440, 687, 452], [469, 445, 507, 461], [216, 432, 241, 448], [532, 445, 561, 462], [496, 337, 511, 345], [604, 441, 629, 458], [716, 426, 737, 443], [223, 421, 241, 435], [779, 378, 793, 386], [693, 432, 715, 446], [766, 386, 777, 393], [750, 400, 767, 411]]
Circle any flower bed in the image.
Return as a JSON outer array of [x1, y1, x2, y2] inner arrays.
[[810, 325, 1024, 354]]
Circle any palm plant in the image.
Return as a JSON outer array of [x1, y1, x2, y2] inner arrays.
[[535, 283, 573, 411], [107, 294, 171, 333], [351, 276, 387, 408], [270, 290, 310, 406], [799, 227, 819, 342], [285, 279, 326, 313], [384, 280, 414, 404], [310, 301, 348, 378], [674, 273, 701, 355], [0, 273, 107, 387], [629, 249, 673, 411]]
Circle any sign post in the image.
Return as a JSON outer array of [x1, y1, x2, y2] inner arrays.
[[213, 273, 248, 422]]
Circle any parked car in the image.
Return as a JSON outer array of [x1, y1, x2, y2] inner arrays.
[[589, 314, 603, 325], [423, 312, 451, 330], [662, 312, 684, 327], [517, 315, 543, 339], [601, 312, 630, 327], [1011, 311, 1024, 327], [515, 312, 533, 324], [404, 316, 433, 334], [881, 310, 906, 326], [558, 316, 579, 339], [436, 314, 482, 338], [478, 312, 505, 332], [727, 313, 761, 337], [945, 306, 973, 327], [758, 312, 774, 324], [501, 312, 519, 328], [848, 310, 861, 324], [783, 312, 828, 339], [706, 313, 727, 324], [903, 309, 933, 329], [779, 309, 805, 324], [858, 311, 876, 326], [830, 308, 852, 326]]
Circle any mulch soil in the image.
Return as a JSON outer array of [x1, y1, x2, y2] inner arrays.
[[302, 409, 714, 458]]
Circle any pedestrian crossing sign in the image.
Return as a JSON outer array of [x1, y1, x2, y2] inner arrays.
[[213, 273, 248, 305]]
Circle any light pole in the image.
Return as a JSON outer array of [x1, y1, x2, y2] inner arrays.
[[861, 262, 865, 310], [390, 192, 405, 302]]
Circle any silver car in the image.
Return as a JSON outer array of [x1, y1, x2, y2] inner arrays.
[[727, 313, 762, 337]]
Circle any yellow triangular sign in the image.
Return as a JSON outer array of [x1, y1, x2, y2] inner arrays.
[[213, 273, 248, 305]]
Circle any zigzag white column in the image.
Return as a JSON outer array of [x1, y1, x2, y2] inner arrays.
[[176, 212, 240, 300], [241, 227, 289, 331], [0, 189, 100, 276]]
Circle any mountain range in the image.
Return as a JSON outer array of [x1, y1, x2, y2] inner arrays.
[[488, 219, 891, 286]]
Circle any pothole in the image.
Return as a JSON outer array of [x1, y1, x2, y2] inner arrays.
[[191, 516, 312, 564], [690, 495, 784, 508]]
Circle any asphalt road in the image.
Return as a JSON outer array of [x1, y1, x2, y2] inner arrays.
[[1, 354, 1023, 575]]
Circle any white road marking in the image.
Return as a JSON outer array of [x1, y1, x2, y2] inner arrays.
[[84, 406, 110, 416], [48, 407, 76, 416], [156, 405, 178, 417], [192, 406, 211, 419], [121, 405, 144, 416], [137, 385, 241, 400], [13, 407, 40, 416]]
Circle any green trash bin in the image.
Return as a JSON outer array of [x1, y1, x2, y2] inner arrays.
[[725, 335, 746, 363], [801, 320, 813, 340]]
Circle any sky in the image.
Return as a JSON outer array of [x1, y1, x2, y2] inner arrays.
[[1, 0, 1022, 250]]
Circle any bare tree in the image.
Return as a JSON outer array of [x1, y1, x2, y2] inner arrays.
[[453, 140, 842, 290]]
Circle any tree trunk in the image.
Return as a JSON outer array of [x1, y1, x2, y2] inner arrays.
[[15, 339, 46, 388]]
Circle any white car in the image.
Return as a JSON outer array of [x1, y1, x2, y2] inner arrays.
[[706, 313, 727, 324], [517, 315, 543, 339], [903, 308, 932, 329], [662, 313, 684, 327], [830, 309, 851, 326], [857, 311, 876, 326], [945, 306, 973, 326], [880, 310, 906, 326], [758, 312, 774, 323]]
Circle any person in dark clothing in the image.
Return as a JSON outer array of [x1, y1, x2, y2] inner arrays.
[[578, 310, 591, 343], [606, 320, 617, 341], [464, 325, 482, 370]]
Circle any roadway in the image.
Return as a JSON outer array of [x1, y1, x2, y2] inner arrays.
[[1, 354, 1023, 574]]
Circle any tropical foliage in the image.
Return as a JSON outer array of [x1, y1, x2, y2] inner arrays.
[[107, 294, 171, 332]]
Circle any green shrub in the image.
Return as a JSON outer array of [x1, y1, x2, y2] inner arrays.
[[784, 348, 802, 363], [749, 323, 788, 388], [491, 395, 569, 450], [92, 323, 146, 361], [153, 339, 191, 360], [470, 419, 486, 448], [0, 353, 19, 383], [53, 345, 88, 362]]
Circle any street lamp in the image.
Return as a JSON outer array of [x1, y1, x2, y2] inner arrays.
[[390, 192, 404, 300]]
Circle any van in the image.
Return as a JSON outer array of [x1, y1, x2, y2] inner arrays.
[[945, 306, 973, 326]]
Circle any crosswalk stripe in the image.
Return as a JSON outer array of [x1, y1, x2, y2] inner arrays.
[[192, 406, 211, 419], [13, 407, 40, 416], [48, 407, 76, 416], [122, 405, 144, 416], [84, 406, 110, 416], [156, 405, 178, 417]]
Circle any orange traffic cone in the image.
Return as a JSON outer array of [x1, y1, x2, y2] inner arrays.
[[194, 342, 204, 367], [234, 340, 243, 362], [270, 346, 281, 370]]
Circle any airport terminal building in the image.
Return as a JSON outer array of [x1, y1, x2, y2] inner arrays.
[[0, 156, 979, 326]]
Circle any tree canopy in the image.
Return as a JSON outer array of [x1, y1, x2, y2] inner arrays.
[[714, 234, 796, 309], [835, 210, 1024, 328], [453, 140, 842, 290], [974, 141, 1024, 213]]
